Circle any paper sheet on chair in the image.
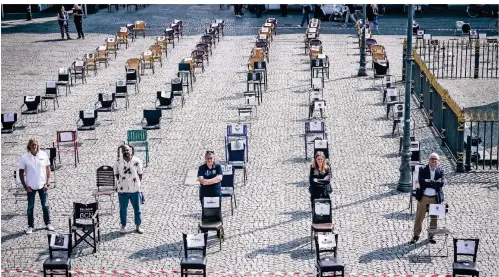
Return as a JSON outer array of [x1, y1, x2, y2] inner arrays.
[[312, 78, 323, 89], [261, 27, 269, 33], [230, 124, 245, 135], [429, 204, 446, 216], [161, 91, 172, 99], [314, 140, 327, 149], [315, 202, 330, 216], [314, 101, 324, 109], [456, 240, 476, 255], [309, 121, 323, 132], [83, 110, 95, 119], [50, 234, 69, 249], [386, 88, 398, 97], [203, 197, 220, 208], [46, 81, 57, 88], [317, 234, 335, 249], [25, 96, 36, 102], [3, 113, 15, 122], [102, 93, 113, 102], [187, 233, 205, 248], [221, 164, 233, 175], [59, 132, 73, 142], [231, 140, 245, 151]]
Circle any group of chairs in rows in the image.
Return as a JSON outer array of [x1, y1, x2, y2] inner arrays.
[[106, 4, 148, 12]]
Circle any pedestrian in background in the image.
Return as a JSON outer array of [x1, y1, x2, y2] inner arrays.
[[298, 4, 313, 28], [73, 4, 84, 39], [366, 4, 380, 34], [280, 4, 288, 17], [57, 6, 71, 40], [342, 4, 357, 27], [19, 138, 54, 234], [234, 4, 243, 17], [313, 4, 324, 20]]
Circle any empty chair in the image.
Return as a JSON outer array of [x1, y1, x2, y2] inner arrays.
[[200, 35, 213, 50], [366, 38, 377, 54], [127, 129, 149, 167], [314, 233, 345, 277], [116, 27, 129, 49], [227, 139, 247, 186], [453, 238, 480, 277], [313, 139, 329, 161], [221, 163, 237, 215], [56, 67, 71, 96], [126, 69, 139, 93], [191, 50, 206, 73], [84, 53, 98, 76], [21, 96, 41, 123], [155, 36, 168, 56], [196, 43, 210, 63], [133, 20, 146, 38], [164, 28, 175, 48], [180, 233, 208, 277], [156, 91, 174, 119], [141, 51, 155, 74], [115, 80, 129, 109], [96, 46, 109, 68], [92, 165, 117, 212], [171, 23, 181, 41], [177, 63, 193, 92], [70, 59, 86, 84], [95, 93, 116, 112], [311, 198, 333, 251], [150, 44, 163, 67], [126, 58, 141, 79], [171, 78, 185, 107], [198, 197, 224, 250], [43, 233, 72, 277], [42, 81, 60, 111], [77, 110, 98, 141], [247, 72, 263, 96], [141, 109, 161, 130], [1, 113, 18, 134], [69, 202, 100, 253], [105, 37, 117, 58], [173, 19, 183, 37], [56, 130, 79, 167]]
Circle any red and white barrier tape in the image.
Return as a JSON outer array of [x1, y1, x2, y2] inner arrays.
[[1, 269, 451, 276]]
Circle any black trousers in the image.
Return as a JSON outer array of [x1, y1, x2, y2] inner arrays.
[[74, 21, 84, 38], [59, 23, 69, 38], [280, 4, 288, 16], [234, 4, 242, 15]]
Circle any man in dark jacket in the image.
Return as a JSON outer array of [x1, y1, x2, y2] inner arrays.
[[57, 6, 71, 40], [410, 153, 445, 244], [73, 4, 84, 39]]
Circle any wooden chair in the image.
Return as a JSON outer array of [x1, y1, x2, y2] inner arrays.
[[105, 37, 117, 58], [150, 45, 163, 67], [141, 51, 155, 74], [134, 21, 146, 38], [155, 36, 168, 55], [116, 27, 129, 49], [95, 46, 109, 68], [126, 58, 142, 78]]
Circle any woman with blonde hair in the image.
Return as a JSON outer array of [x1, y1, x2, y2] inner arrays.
[[309, 151, 331, 208]]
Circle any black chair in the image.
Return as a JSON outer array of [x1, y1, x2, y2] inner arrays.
[[171, 23, 181, 41], [198, 197, 224, 250], [227, 140, 247, 186], [178, 63, 194, 91], [43, 233, 72, 277], [313, 138, 329, 161], [180, 233, 208, 277], [126, 69, 139, 93], [200, 35, 213, 50], [314, 233, 345, 277], [311, 198, 333, 251], [142, 109, 162, 130], [191, 50, 205, 73], [21, 96, 41, 123], [70, 59, 86, 85], [92, 166, 117, 212], [56, 67, 71, 96], [172, 78, 186, 107], [41, 143, 58, 186], [69, 202, 100, 253], [165, 28, 175, 48], [1, 112, 18, 134], [195, 44, 210, 64], [42, 81, 60, 111], [173, 19, 184, 37], [156, 91, 173, 119], [95, 93, 116, 112], [220, 163, 236, 215], [453, 238, 480, 277], [77, 110, 98, 140], [115, 80, 129, 109], [246, 72, 262, 96]]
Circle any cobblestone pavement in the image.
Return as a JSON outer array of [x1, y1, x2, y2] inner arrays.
[[2, 4, 498, 277]]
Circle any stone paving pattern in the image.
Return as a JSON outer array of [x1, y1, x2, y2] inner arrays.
[[2, 4, 498, 277]]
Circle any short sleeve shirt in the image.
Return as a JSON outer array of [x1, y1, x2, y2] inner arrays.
[[114, 156, 143, 193], [19, 151, 51, 190], [197, 163, 223, 197]]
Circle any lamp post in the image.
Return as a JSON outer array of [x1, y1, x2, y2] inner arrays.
[[357, 4, 367, 76], [397, 4, 414, 192]]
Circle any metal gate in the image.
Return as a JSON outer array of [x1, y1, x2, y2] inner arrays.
[[465, 112, 499, 171]]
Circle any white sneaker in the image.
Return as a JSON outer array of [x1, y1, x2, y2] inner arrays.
[[46, 224, 55, 231], [136, 225, 143, 234], [26, 227, 33, 234], [120, 226, 126, 233]]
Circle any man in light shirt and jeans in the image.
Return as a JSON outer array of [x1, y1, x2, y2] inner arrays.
[[19, 138, 54, 234], [410, 153, 445, 245], [114, 145, 144, 234]]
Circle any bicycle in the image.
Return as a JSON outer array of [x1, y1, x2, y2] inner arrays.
[[467, 4, 498, 18]]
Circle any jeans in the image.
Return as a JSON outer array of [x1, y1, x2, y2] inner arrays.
[[27, 189, 51, 227], [345, 10, 357, 24], [59, 23, 69, 38], [118, 192, 142, 226], [199, 184, 222, 203], [300, 13, 311, 27]]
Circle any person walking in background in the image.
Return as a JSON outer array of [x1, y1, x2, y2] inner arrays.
[[342, 4, 357, 27], [73, 4, 84, 39], [313, 4, 324, 20], [280, 4, 288, 17], [234, 4, 243, 17], [298, 4, 313, 27], [366, 4, 380, 34], [19, 138, 54, 234], [58, 6, 71, 40]]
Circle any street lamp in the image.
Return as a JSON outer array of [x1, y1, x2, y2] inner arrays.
[[397, 4, 414, 192], [357, 4, 367, 77]]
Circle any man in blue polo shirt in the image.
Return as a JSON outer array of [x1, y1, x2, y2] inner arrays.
[[197, 151, 223, 203]]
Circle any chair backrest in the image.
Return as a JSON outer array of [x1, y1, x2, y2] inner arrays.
[[453, 238, 479, 263], [79, 110, 97, 126], [57, 131, 77, 143], [98, 93, 116, 108], [157, 91, 173, 106], [46, 81, 57, 95], [73, 60, 84, 71], [135, 21, 146, 29], [247, 72, 261, 81], [201, 196, 222, 223], [220, 164, 235, 188], [427, 203, 448, 218], [228, 139, 245, 162], [1, 112, 17, 127], [182, 233, 207, 258], [314, 233, 338, 259], [191, 50, 205, 59], [96, 165, 115, 191], [127, 58, 141, 70], [58, 67, 70, 82], [143, 109, 162, 125], [106, 37, 116, 45], [73, 202, 99, 222], [96, 46, 107, 57], [85, 53, 96, 63], [201, 35, 212, 44], [171, 78, 183, 92], [126, 69, 138, 81], [116, 80, 127, 93], [314, 139, 329, 159], [150, 45, 162, 55], [128, 129, 147, 142], [47, 233, 72, 259], [196, 44, 208, 52], [24, 96, 41, 110], [312, 198, 332, 224], [178, 63, 191, 72]]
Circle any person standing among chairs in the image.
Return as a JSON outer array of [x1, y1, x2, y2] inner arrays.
[[309, 151, 331, 209], [410, 153, 445, 245], [197, 151, 223, 204], [298, 4, 314, 28], [114, 145, 144, 234], [57, 6, 71, 40], [73, 4, 84, 39], [280, 4, 288, 17], [366, 4, 380, 34], [19, 138, 54, 234], [342, 4, 357, 27]]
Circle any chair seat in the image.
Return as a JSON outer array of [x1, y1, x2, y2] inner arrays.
[[221, 187, 234, 195], [43, 257, 71, 269], [115, 93, 128, 98], [21, 110, 39, 115], [143, 124, 160, 130], [199, 221, 223, 230], [228, 161, 245, 168], [311, 223, 333, 232], [93, 190, 114, 196], [42, 95, 58, 99], [156, 105, 173, 110], [428, 228, 451, 235], [181, 254, 207, 268], [374, 74, 385, 78], [317, 256, 344, 271], [77, 125, 96, 131], [453, 261, 478, 273], [96, 107, 113, 112], [72, 222, 96, 232], [56, 81, 69, 85], [1, 128, 14, 134]]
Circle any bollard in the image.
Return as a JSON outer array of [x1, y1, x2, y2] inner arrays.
[[26, 4, 32, 21], [456, 112, 466, 172]]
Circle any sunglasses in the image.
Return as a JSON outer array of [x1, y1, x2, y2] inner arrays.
[[205, 150, 214, 155]]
